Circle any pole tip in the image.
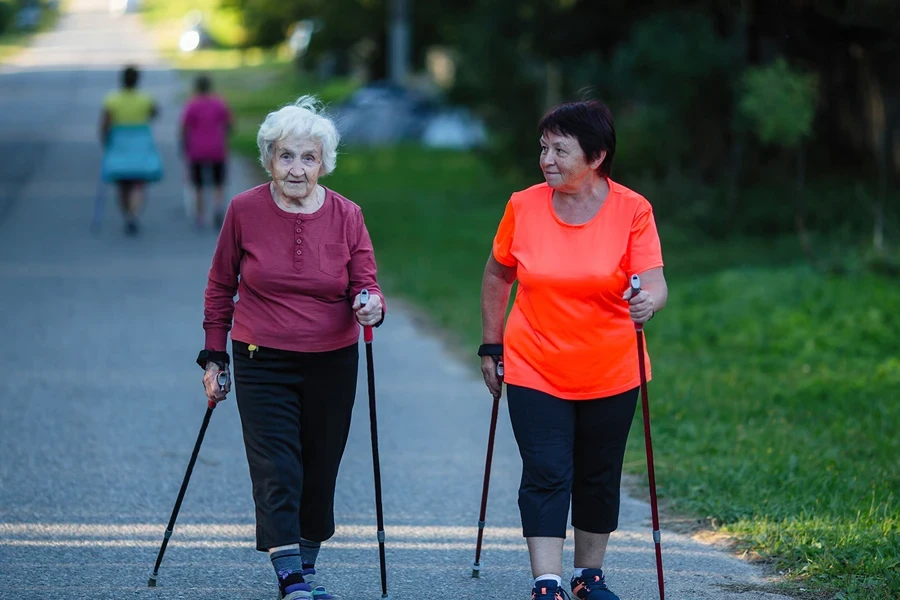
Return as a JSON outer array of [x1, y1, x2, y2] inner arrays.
[[147, 576, 157, 587], [472, 561, 481, 578]]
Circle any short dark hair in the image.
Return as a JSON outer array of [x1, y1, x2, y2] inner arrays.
[[122, 66, 139, 89], [538, 100, 616, 177], [195, 74, 211, 94]]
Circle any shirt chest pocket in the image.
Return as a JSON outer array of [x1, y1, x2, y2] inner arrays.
[[318, 243, 350, 278]]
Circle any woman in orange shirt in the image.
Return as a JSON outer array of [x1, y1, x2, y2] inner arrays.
[[479, 100, 668, 600]]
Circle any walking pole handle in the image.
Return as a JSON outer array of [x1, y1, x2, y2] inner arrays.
[[360, 289, 374, 343], [630, 274, 643, 332], [630, 274, 642, 298], [207, 371, 228, 410]]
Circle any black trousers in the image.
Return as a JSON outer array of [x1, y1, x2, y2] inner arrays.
[[232, 340, 358, 551], [507, 384, 639, 538]]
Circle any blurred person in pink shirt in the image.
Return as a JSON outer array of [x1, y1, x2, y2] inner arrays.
[[180, 74, 233, 228]]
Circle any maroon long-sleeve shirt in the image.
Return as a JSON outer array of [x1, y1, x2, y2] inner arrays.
[[203, 183, 386, 353]]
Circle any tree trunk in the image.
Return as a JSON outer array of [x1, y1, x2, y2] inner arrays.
[[794, 143, 816, 263], [545, 61, 562, 111], [875, 105, 896, 254], [875, 152, 886, 255], [388, 0, 411, 85], [745, 0, 762, 66], [725, 136, 744, 215], [725, 0, 750, 213]]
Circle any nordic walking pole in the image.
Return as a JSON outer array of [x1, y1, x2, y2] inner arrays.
[[472, 356, 503, 578], [147, 372, 226, 587], [630, 274, 665, 600], [360, 289, 390, 599]]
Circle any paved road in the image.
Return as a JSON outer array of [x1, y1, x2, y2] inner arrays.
[[0, 2, 795, 599]]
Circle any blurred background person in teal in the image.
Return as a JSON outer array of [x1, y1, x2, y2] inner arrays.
[[99, 64, 160, 236]]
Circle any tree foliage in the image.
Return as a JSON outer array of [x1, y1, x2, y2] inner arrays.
[[740, 58, 818, 148], [223, 0, 900, 239]]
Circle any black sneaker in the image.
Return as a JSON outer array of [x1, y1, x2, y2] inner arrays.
[[570, 569, 619, 600], [532, 578, 570, 600]]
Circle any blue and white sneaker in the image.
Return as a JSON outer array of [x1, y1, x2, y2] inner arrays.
[[302, 568, 341, 600], [570, 569, 619, 600]]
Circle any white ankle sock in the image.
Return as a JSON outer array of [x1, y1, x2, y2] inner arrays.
[[535, 574, 563, 587], [573, 568, 586, 578]]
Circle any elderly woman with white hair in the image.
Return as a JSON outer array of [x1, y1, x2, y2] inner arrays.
[[197, 95, 385, 600]]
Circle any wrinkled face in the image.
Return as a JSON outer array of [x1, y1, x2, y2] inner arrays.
[[539, 130, 604, 191], [270, 137, 322, 202]]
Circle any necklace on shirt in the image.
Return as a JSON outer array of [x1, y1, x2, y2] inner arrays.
[[271, 183, 325, 214]]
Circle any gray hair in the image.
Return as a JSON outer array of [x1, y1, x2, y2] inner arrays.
[[257, 95, 340, 176]]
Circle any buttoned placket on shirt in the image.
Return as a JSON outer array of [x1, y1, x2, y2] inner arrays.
[[294, 217, 303, 271], [269, 186, 329, 273]]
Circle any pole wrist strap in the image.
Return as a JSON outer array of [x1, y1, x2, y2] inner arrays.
[[478, 343, 503, 359]]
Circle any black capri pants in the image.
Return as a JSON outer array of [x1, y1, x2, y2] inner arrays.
[[507, 384, 639, 538], [232, 340, 358, 551]]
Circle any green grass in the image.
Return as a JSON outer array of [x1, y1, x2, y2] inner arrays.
[[643, 267, 900, 598], [0, 27, 29, 61]]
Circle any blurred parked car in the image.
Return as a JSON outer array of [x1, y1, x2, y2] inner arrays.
[[15, 2, 40, 29], [334, 81, 435, 145], [334, 80, 486, 149], [422, 108, 487, 150]]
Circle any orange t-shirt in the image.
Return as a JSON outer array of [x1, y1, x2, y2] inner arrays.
[[492, 179, 664, 400]]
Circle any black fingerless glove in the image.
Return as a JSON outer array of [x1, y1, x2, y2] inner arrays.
[[196, 349, 230, 370]]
